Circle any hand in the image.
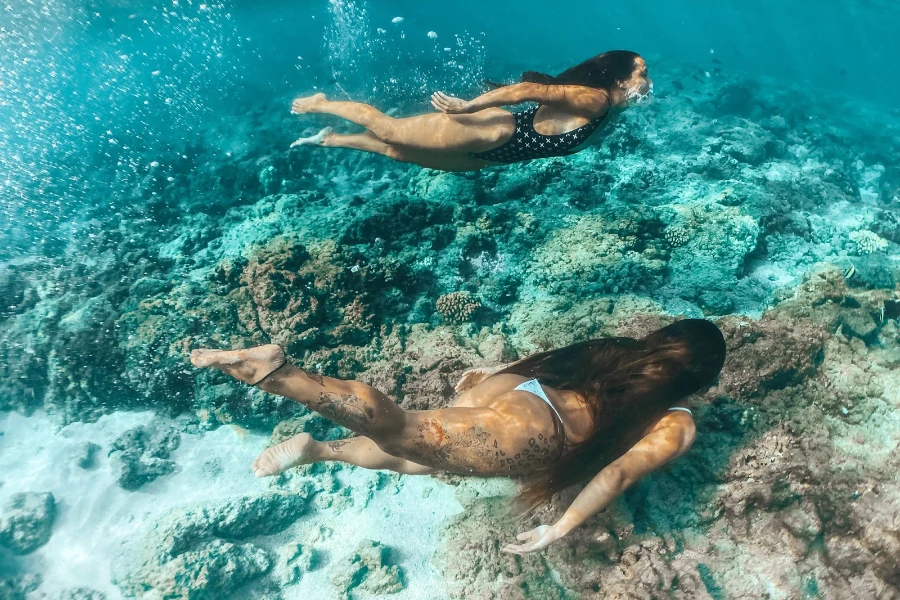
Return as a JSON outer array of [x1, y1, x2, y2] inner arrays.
[[431, 91, 473, 114], [454, 366, 496, 393], [502, 524, 564, 554]]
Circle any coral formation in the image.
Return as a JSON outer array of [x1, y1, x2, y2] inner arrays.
[[849, 229, 889, 254], [435, 291, 482, 323]]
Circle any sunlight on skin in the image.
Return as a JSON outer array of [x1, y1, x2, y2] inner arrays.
[[193, 342, 698, 553], [502, 411, 695, 554]]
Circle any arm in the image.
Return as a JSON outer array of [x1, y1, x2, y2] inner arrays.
[[431, 83, 609, 117], [454, 362, 516, 392], [503, 411, 696, 554]]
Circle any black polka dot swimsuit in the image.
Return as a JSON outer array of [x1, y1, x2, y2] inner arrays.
[[469, 105, 608, 164]]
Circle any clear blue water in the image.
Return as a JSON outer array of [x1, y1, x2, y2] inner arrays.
[[1, 2, 899, 599]]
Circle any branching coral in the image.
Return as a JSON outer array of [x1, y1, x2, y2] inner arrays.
[[435, 291, 481, 324], [849, 230, 888, 255]]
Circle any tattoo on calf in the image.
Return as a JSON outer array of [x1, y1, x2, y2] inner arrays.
[[327, 439, 352, 453], [310, 392, 373, 433], [301, 369, 325, 386]]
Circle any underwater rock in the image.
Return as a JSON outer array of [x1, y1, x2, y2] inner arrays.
[[275, 542, 316, 586], [49, 293, 135, 424], [141, 539, 271, 599], [75, 441, 101, 469], [436, 496, 570, 600], [0, 492, 56, 555], [329, 539, 404, 600], [0, 575, 41, 600], [708, 117, 779, 166], [52, 588, 107, 600], [0, 265, 38, 320], [528, 214, 666, 297], [108, 423, 181, 490], [716, 312, 826, 398], [117, 491, 308, 599], [662, 201, 762, 315], [838, 307, 878, 343]]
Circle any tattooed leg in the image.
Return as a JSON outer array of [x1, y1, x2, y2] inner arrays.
[[252, 433, 436, 477], [316, 436, 437, 474], [256, 364, 407, 439], [194, 345, 563, 477]]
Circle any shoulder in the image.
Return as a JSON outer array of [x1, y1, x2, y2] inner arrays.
[[644, 409, 696, 452], [556, 85, 610, 117]]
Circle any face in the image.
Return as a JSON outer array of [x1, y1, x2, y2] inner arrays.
[[620, 57, 653, 104]]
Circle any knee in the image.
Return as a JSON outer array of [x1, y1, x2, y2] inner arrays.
[[368, 119, 400, 145], [385, 146, 410, 163]]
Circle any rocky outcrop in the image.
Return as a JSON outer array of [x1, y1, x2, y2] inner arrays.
[[108, 423, 181, 490], [0, 492, 56, 555], [329, 539, 404, 600], [115, 492, 309, 599]]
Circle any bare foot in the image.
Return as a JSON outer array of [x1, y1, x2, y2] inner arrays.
[[252, 432, 319, 477], [290, 126, 333, 148], [291, 93, 327, 115], [190, 344, 286, 385]]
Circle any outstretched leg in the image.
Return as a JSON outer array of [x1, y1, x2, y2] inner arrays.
[[291, 93, 512, 152], [192, 345, 405, 439], [251, 432, 437, 477], [191, 345, 560, 475], [297, 130, 490, 172]]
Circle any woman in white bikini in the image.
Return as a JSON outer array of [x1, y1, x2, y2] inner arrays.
[[191, 319, 725, 553]]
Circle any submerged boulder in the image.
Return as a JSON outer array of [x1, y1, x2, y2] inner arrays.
[[116, 492, 309, 599], [329, 539, 404, 600], [108, 423, 181, 490], [0, 492, 56, 555]]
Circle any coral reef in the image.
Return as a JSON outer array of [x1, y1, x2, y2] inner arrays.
[[0, 492, 56, 555], [432, 268, 900, 599], [1, 46, 899, 600]]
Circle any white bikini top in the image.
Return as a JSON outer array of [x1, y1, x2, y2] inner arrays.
[[513, 378, 692, 426]]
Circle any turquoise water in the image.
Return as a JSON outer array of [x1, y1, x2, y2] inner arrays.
[[1, 1, 899, 599]]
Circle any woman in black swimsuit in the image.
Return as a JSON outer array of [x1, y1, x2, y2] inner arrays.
[[191, 320, 724, 553], [289, 50, 652, 172]]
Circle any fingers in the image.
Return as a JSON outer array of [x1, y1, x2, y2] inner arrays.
[[502, 542, 536, 554], [430, 91, 461, 114], [431, 92, 451, 112]]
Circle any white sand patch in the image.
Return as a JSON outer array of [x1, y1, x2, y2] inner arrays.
[[0, 410, 467, 599]]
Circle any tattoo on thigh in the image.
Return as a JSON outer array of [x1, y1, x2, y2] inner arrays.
[[412, 418, 494, 470], [310, 392, 373, 433], [412, 418, 563, 474]]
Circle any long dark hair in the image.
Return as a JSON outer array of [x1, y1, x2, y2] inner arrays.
[[499, 319, 726, 511], [490, 50, 642, 91]]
